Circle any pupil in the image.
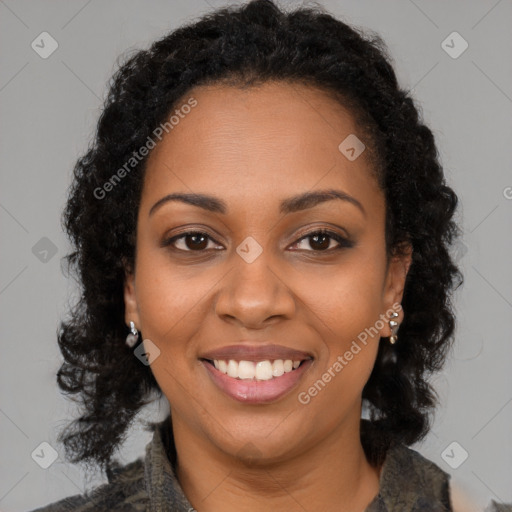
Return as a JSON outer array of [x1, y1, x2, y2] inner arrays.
[[311, 234, 329, 250], [187, 234, 207, 250]]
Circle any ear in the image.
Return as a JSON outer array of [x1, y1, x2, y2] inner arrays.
[[380, 242, 413, 336], [123, 263, 141, 329]]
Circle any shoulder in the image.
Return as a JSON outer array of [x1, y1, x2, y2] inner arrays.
[[384, 443, 451, 492], [374, 443, 452, 511], [382, 445, 512, 512], [28, 458, 147, 512]]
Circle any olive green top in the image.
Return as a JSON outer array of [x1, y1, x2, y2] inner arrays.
[[29, 416, 510, 512]]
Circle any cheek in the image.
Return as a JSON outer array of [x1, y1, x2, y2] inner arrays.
[[297, 274, 381, 421], [133, 248, 216, 364], [135, 237, 212, 314], [133, 256, 207, 414], [293, 254, 385, 395], [294, 253, 385, 337]]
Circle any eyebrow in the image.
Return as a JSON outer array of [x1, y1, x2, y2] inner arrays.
[[148, 188, 365, 217]]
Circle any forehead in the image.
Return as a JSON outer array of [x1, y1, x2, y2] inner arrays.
[[141, 81, 379, 213]]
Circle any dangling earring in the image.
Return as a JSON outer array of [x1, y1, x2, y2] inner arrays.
[[126, 321, 139, 347], [389, 312, 399, 344]]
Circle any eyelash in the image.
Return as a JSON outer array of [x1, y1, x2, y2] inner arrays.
[[161, 229, 353, 253]]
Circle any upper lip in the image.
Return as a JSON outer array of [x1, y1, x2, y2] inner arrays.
[[199, 344, 314, 362]]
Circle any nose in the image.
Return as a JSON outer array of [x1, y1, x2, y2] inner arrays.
[[214, 248, 296, 329]]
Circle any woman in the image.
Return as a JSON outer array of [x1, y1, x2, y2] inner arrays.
[[30, 1, 508, 511]]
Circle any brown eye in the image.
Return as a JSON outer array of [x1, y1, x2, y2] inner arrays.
[[162, 231, 222, 252], [307, 232, 331, 251], [290, 229, 354, 252], [183, 233, 209, 250]]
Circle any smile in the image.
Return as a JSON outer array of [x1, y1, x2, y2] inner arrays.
[[209, 358, 306, 380], [201, 357, 314, 404]]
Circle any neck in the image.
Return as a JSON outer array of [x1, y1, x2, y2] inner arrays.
[[172, 413, 381, 512]]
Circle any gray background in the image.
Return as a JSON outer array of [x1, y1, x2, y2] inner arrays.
[[1, 0, 511, 510]]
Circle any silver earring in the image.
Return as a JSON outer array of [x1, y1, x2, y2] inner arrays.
[[389, 312, 399, 345], [126, 321, 139, 347]]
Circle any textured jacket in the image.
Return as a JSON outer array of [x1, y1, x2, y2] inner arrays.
[[29, 416, 509, 512]]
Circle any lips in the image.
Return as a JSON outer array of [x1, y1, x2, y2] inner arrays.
[[199, 343, 313, 363], [201, 357, 314, 404], [199, 343, 314, 404]]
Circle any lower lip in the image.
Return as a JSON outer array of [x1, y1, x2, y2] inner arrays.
[[201, 359, 313, 404]]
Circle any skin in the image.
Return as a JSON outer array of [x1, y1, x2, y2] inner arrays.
[[124, 81, 412, 512]]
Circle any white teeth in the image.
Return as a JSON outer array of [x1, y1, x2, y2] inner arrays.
[[255, 361, 273, 380], [272, 359, 284, 377], [227, 360, 238, 378], [238, 360, 255, 379], [211, 359, 304, 380]]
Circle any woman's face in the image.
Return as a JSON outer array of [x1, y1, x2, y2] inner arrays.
[[124, 81, 411, 462]]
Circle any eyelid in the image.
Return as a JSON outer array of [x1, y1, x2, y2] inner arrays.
[[161, 230, 223, 250], [162, 227, 353, 252], [290, 228, 353, 250]]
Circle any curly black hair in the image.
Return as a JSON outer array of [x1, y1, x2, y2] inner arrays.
[[55, 0, 463, 476]]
